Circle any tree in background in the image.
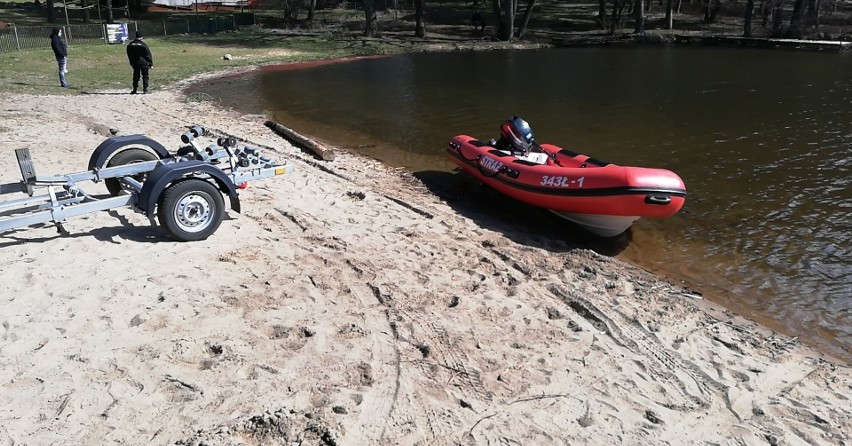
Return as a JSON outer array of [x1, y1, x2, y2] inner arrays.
[[516, 0, 537, 40], [501, 0, 516, 41], [82, 0, 90, 23], [492, 0, 505, 39], [771, 0, 785, 35], [489, 0, 541, 41], [363, 0, 378, 36], [597, 0, 607, 29], [703, 0, 722, 22], [805, 0, 821, 29], [106, 0, 115, 23], [787, 0, 807, 37], [309, 0, 318, 22], [414, 0, 425, 37], [744, 0, 756, 36], [665, 0, 674, 29], [610, 0, 628, 34], [634, 0, 645, 32]]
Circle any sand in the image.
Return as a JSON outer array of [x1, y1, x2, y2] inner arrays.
[[0, 83, 849, 446]]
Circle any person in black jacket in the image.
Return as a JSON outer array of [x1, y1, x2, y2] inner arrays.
[[49, 27, 68, 88], [126, 31, 153, 94]]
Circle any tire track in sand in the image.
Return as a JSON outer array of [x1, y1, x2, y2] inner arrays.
[[547, 283, 726, 413]]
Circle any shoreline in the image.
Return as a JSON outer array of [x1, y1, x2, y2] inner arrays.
[[1, 67, 850, 444], [187, 54, 851, 364]]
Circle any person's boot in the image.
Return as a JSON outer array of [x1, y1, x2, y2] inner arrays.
[[131, 82, 138, 95]]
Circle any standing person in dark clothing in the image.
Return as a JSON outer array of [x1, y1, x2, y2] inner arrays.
[[126, 31, 153, 94], [49, 27, 69, 88]]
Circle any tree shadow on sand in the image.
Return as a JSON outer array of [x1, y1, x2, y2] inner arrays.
[[414, 169, 631, 257]]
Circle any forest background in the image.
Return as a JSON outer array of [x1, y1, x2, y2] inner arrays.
[[1, 0, 850, 48]]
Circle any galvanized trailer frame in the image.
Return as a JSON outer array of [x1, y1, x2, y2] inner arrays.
[[0, 126, 294, 241]]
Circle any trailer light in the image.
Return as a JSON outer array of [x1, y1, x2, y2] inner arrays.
[[275, 167, 287, 175]]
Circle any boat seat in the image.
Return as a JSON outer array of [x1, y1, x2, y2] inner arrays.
[[514, 151, 550, 165], [495, 149, 549, 165]]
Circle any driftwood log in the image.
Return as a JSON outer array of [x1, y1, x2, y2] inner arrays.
[[265, 120, 336, 161]]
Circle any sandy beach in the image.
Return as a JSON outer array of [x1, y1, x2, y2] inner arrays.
[[0, 81, 849, 445]]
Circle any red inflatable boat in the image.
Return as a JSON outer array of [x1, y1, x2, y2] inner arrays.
[[447, 135, 687, 237]]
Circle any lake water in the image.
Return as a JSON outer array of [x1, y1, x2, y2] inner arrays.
[[194, 47, 852, 362]]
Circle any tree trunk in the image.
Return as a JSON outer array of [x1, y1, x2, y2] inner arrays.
[[500, 0, 515, 41], [82, 0, 90, 23], [106, 0, 114, 23], [414, 0, 425, 37], [634, 0, 645, 32], [744, 0, 755, 36], [307, 0, 317, 21], [760, 0, 770, 27], [666, 0, 673, 28], [597, 0, 607, 29], [771, 0, 784, 36], [805, 0, 820, 28], [492, 0, 505, 40], [363, 0, 378, 36], [702, 0, 723, 22], [709, 0, 722, 21], [787, 0, 806, 37], [610, 0, 620, 34], [46, 0, 56, 22], [517, 0, 537, 40]]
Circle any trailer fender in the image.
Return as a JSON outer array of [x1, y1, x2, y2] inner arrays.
[[88, 135, 171, 171], [137, 161, 241, 217]]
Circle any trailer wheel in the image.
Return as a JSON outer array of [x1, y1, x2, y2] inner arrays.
[[157, 179, 225, 242], [105, 148, 159, 196]]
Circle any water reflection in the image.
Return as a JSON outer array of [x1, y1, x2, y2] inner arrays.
[[196, 47, 852, 361]]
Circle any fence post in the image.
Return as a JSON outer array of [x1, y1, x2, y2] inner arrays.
[[187, 19, 190, 34], [102, 23, 107, 43], [13, 25, 21, 51], [163, 19, 167, 36]]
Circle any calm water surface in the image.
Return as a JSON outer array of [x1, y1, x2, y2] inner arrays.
[[196, 47, 851, 361]]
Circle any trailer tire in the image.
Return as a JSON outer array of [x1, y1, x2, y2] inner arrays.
[[105, 148, 159, 196], [157, 179, 225, 242]]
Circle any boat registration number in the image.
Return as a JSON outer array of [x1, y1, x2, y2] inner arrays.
[[541, 175, 585, 188]]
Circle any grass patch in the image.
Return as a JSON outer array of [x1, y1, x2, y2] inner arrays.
[[0, 28, 404, 94]]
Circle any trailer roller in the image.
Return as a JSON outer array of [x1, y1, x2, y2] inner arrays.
[[0, 126, 294, 242]]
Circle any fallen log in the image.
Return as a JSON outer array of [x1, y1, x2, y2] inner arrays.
[[265, 120, 336, 161]]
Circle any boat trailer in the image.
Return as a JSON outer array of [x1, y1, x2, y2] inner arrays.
[[0, 126, 294, 242]]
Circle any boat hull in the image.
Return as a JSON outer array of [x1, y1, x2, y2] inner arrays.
[[548, 211, 640, 237], [447, 134, 687, 237]]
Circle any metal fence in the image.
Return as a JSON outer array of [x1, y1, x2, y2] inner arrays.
[[138, 15, 251, 37], [0, 14, 251, 53]]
